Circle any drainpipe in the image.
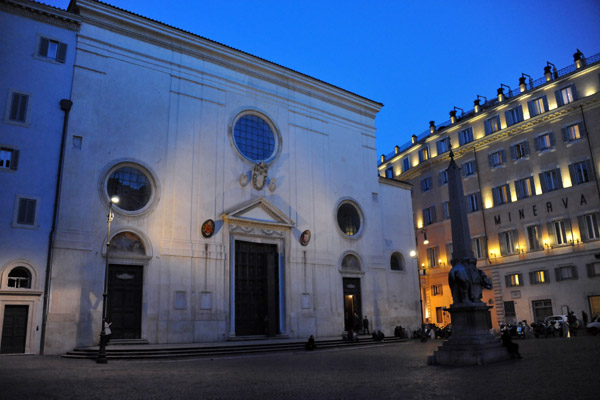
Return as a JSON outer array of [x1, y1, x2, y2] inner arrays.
[[40, 99, 72, 354]]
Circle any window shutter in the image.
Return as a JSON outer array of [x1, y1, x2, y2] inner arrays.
[[516, 105, 523, 122], [572, 265, 578, 279], [418, 149, 424, 163], [515, 180, 523, 200], [488, 153, 494, 167], [578, 216, 588, 241], [585, 160, 592, 179], [586, 263, 593, 277], [571, 84, 578, 100], [569, 163, 576, 185], [555, 90, 563, 107], [510, 145, 517, 160], [17, 198, 36, 225], [471, 161, 477, 174], [539, 173, 546, 193], [557, 169, 563, 189], [533, 136, 540, 151], [504, 275, 511, 287], [499, 233, 507, 255], [484, 119, 491, 135], [523, 140, 529, 156], [431, 206, 436, 223], [529, 271, 536, 284], [562, 127, 569, 142], [505, 110, 512, 126], [578, 122, 586, 138], [542, 96, 549, 113], [39, 37, 49, 57], [549, 131, 556, 146], [554, 268, 561, 282], [500, 149, 506, 164], [544, 269, 550, 283], [57, 43, 67, 62], [10, 150, 19, 170], [527, 100, 535, 117]]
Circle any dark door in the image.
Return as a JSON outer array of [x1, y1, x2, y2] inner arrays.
[[1, 305, 28, 354], [235, 241, 279, 336], [107, 264, 143, 339], [343, 278, 362, 331]]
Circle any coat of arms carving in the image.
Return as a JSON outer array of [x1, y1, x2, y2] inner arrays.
[[252, 162, 269, 190]]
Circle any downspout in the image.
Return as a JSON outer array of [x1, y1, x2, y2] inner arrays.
[[40, 99, 72, 354]]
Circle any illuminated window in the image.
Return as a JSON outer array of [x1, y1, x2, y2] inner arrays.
[[426, 247, 439, 268], [499, 230, 517, 255], [528, 95, 548, 117], [462, 160, 476, 177], [472, 237, 486, 259], [510, 141, 529, 160], [505, 273, 523, 287], [484, 115, 501, 135], [402, 156, 410, 172], [530, 270, 549, 285], [515, 177, 535, 199], [555, 265, 578, 281], [527, 225, 542, 251], [418, 146, 430, 163], [436, 137, 450, 155], [579, 213, 599, 242], [488, 149, 506, 168], [556, 84, 577, 106], [432, 284, 443, 296], [458, 127, 474, 145], [570, 160, 591, 185], [505, 105, 524, 126], [492, 184, 511, 206], [562, 123, 583, 142], [534, 132, 555, 152], [539, 169, 562, 193], [7, 267, 31, 288], [423, 206, 436, 226], [421, 177, 432, 192], [0, 147, 19, 170]]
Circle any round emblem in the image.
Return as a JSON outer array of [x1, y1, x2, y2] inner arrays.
[[201, 219, 215, 238], [300, 230, 311, 246]]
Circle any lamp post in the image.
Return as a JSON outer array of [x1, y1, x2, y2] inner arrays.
[[410, 250, 427, 342], [97, 195, 119, 364]]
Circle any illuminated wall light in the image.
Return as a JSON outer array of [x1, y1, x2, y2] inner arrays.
[[417, 221, 423, 229], [510, 190, 518, 202], [409, 250, 417, 258], [484, 198, 493, 209], [585, 89, 597, 96], [562, 175, 572, 188]]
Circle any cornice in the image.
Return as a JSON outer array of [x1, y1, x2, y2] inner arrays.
[[1, 0, 80, 30]]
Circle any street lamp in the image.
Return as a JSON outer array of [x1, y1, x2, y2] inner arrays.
[[97, 195, 119, 364], [410, 250, 427, 342]]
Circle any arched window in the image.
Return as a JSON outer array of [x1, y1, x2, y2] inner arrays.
[[341, 253, 361, 271], [390, 252, 405, 271], [7, 267, 31, 288]]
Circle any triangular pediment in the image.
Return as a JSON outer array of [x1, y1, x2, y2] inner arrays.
[[222, 197, 295, 228]]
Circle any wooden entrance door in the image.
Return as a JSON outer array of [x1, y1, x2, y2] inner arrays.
[[107, 264, 143, 339], [235, 241, 279, 336], [1, 305, 28, 354], [343, 278, 362, 331]]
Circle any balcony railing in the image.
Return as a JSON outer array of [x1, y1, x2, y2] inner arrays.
[[379, 51, 600, 166]]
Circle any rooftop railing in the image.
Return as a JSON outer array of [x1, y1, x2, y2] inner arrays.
[[380, 51, 600, 165]]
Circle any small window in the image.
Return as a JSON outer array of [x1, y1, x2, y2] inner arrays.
[[336, 201, 362, 237], [443, 201, 450, 219], [38, 36, 67, 63], [570, 160, 591, 185], [466, 192, 480, 213], [515, 177, 535, 200], [0, 147, 19, 170], [562, 123, 583, 143], [492, 184, 511, 206], [555, 85, 577, 107], [505, 273, 523, 287], [418, 146, 429, 163], [499, 230, 517, 255], [439, 169, 448, 185], [426, 246, 439, 268], [432, 284, 443, 296], [504, 301, 516, 317], [436, 137, 450, 155], [421, 177, 432, 192], [579, 213, 599, 242], [488, 149, 506, 168], [505, 105, 524, 126], [510, 141, 529, 161], [586, 262, 600, 277], [6, 91, 30, 124], [529, 270, 549, 285], [423, 206, 436, 226], [385, 167, 394, 179], [534, 132, 555, 152], [13, 196, 39, 228], [549, 219, 570, 246], [527, 225, 542, 251], [7, 267, 32, 288], [484, 115, 501, 135], [402, 156, 410, 172], [390, 252, 404, 271], [528, 95, 548, 117], [472, 237, 486, 259], [458, 127, 474, 146], [462, 160, 476, 177], [539, 169, 562, 193], [555, 265, 578, 281]]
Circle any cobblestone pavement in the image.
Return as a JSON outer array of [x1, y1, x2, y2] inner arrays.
[[0, 335, 597, 400]]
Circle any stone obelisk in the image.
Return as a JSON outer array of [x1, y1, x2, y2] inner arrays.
[[428, 148, 511, 365]]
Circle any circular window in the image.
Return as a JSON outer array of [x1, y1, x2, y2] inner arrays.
[[8, 267, 31, 288], [390, 252, 405, 271], [106, 165, 152, 212], [337, 201, 362, 237], [232, 113, 278, 163]]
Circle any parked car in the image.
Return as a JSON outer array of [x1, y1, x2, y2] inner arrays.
[[586, 316, 600, 335], [544, 315, 568, 325]]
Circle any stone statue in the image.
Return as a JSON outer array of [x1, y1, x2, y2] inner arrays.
[[448, 259, 491, 304]]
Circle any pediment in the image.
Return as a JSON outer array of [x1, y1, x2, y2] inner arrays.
[[222, 197, 295, 228]]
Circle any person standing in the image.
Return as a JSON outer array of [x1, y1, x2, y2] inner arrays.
[[362, 315, 370, 335]]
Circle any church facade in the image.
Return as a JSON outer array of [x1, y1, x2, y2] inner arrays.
[[5, 0, 422, 354]]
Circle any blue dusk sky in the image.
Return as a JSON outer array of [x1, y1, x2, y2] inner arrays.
[[42, 0, 600, 158]]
